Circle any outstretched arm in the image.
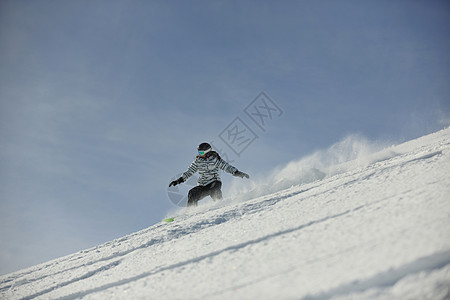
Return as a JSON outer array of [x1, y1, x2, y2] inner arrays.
[[216, 157, 249, 179], [169, 159, 199, 187], [182, 159, 199, 181]]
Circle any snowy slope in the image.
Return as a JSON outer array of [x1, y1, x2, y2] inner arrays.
[[1, 128, 450, 300]]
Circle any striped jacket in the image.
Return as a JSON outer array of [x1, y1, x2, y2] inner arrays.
[[182, 151, 238, 186]]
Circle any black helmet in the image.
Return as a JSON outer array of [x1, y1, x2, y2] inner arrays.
[[198, 142, 212, 151]]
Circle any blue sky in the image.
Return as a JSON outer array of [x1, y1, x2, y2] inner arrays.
[[1, 0, 449, 275]]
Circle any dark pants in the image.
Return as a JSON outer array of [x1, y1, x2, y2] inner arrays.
[[187, 180, 222, 207]]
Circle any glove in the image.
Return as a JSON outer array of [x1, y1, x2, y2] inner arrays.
[[234, 170, 249, 179], [169, 177, 185, 187]]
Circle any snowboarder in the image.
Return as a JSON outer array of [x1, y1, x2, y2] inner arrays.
[[169, 142, 249, 207]]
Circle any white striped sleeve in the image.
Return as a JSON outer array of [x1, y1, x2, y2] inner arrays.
[[182, 159, 199, 180], [216, 157, 237, 175]]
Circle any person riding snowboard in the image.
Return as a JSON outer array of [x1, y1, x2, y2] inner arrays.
[[169, 142, 249, 207]]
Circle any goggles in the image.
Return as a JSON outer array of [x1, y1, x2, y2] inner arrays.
[[198, 148, 211, 156]]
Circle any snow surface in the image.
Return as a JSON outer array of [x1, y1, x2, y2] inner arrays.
[[1, 128, 450, 300]]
